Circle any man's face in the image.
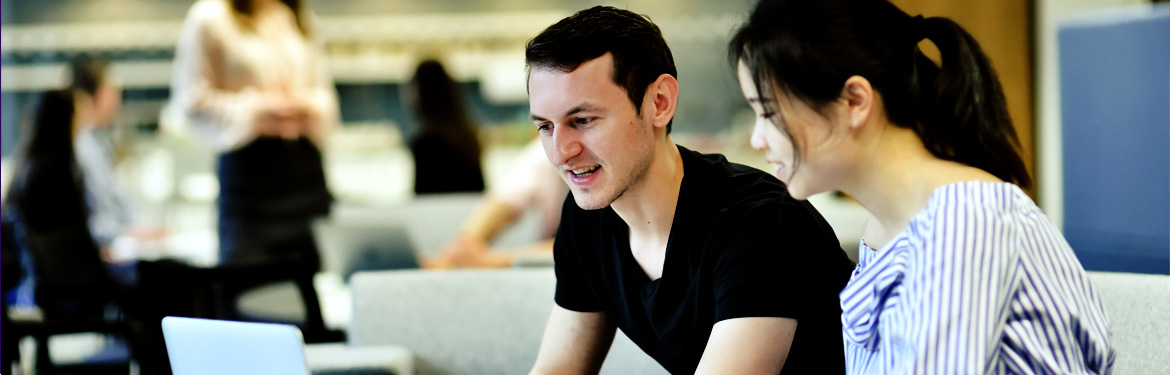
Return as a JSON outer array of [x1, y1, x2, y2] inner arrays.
[[528, 53, 656, 210], [91, 82, 121, 128]]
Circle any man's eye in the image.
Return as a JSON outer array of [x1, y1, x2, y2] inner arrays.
[[573, 117, 593, 126], [536, 123, 552, 132]]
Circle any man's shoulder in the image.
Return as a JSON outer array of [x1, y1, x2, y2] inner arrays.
[[678, 146, 838, 240], [678, 145, 791, 210]]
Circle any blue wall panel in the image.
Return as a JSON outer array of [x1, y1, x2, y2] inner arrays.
[[1059, 5, 1170, 274]]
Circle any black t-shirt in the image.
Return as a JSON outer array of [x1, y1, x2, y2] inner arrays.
[[553, 145, 854, 374]]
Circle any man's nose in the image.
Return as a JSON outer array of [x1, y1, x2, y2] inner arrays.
[[551, 126, 582, 165]]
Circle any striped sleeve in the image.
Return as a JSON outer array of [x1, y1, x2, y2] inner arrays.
[[999, 210, 1115, 374], [903, 186, 1023, 374]]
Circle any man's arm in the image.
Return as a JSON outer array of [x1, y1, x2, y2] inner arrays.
[[694, 317, 798, 375], [530, 305, 616, 375]]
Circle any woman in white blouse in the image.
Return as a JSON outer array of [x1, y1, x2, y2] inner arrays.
[[171, 0, 339, 269], [730, 0, 1114, 373]]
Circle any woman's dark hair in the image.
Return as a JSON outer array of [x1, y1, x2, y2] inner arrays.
[[526, 6, 678, 132], [407, 59, 485, 194], [231, 0, 310, 36], [409, 59, 482, 157], [730, 0, 1031, 189], [69, 53, 109, 97], [5, 90, 87, 219]]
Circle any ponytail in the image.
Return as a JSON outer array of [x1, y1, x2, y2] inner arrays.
[[731, 0, 1031, 190], [914, 16, 1032, 189]]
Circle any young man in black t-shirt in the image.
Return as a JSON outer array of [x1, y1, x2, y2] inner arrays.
[[526, 6, 854, 374]]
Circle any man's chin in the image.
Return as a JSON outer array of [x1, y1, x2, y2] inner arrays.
[[572, 191, 613, 211]]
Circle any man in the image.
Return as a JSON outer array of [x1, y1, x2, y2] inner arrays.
[[526, 6, 854, 375], [69, 54, 134, 250]]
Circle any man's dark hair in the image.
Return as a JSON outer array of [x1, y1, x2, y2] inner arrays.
[[69, 53, 109, 97], [526, 6, 678, 132]]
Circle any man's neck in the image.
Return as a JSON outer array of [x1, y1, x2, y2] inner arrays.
[[610, 137, 685, 243]]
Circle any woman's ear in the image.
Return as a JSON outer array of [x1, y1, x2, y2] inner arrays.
[[840, 75, 873, 130]]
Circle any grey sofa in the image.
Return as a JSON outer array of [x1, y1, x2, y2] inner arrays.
[[346, 268, 666, 375], [329, 269, 1167, 375], [1086, 272, 1169, 375]]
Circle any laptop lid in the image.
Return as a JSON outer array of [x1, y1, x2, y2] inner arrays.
[[162, 316, 310, 375], [312, 219, 419, 280]]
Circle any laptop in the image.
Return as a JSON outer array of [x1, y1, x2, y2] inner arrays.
[[311, 219, 420, 281], [162, 316, 310, 375]]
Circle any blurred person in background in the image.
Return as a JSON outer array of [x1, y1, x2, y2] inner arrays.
[[731, 0, 1114, 373], [425, 137, 566, 268], [70, 54, 165, 259], [170, 0, 339, 269], [4, 90, 92, 306], [4, 89, 138, 302], [404, 59, 486, 195], [3, 89, 135, 372]]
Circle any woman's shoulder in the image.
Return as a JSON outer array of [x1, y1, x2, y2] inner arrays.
[[906, 181, 1046, 263], [916, 181, 1037, 226]]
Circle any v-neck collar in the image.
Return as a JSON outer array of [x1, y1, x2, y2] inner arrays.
[[612, 145, 699, 291]]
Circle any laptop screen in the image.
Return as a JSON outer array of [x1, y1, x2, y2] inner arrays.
[[162, 317, 310, 375]]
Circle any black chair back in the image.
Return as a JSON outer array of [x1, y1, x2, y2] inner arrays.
[[21, 223, 113, 320]]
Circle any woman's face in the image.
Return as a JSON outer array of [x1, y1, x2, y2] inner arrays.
[[736, 60, 845, 200]]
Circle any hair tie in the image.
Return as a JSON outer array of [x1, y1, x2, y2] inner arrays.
[[910, 15, 928, 42]]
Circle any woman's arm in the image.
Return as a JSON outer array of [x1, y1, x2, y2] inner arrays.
[[169, 2, 281, 151], [293, 13, 339, 148]]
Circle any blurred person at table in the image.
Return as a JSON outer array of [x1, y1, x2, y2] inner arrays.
[[5, 90, 129, 301], [404, 59, 486, 195], [170, 0, 339, 270], [425, 137, 566, 268], [4, 90, 142, 371], [69, 54, 166, 259]]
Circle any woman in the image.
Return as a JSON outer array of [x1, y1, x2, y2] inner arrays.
[[7, 91, 88, 248], [404, 59, 485, 195], [730, 0, 1114, 373], [5, 90, 112, 318], [170, 0, 339, 269]]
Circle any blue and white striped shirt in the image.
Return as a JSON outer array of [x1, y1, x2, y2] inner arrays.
[[840, 182, 1115, 374]]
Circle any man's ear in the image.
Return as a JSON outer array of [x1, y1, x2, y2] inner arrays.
[[840, 75, 874, 130], [645, 74, 679, 129]]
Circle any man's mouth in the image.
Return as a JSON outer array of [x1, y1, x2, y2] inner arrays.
[[570, 165, 600, 178]]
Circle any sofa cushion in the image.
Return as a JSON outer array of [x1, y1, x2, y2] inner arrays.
[[350, 269, 666, 375], [1087, 271, 1170, 374]]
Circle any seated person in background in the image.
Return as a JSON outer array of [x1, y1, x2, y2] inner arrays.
[[525, 7, 854, 375], [69, 54, 131, 250], [425, 137, 567, 268], [405, 59, 486, 195], [69, 54, 164, 262], [5, 90, 128, 301], [731, 0, 1115, 372]]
